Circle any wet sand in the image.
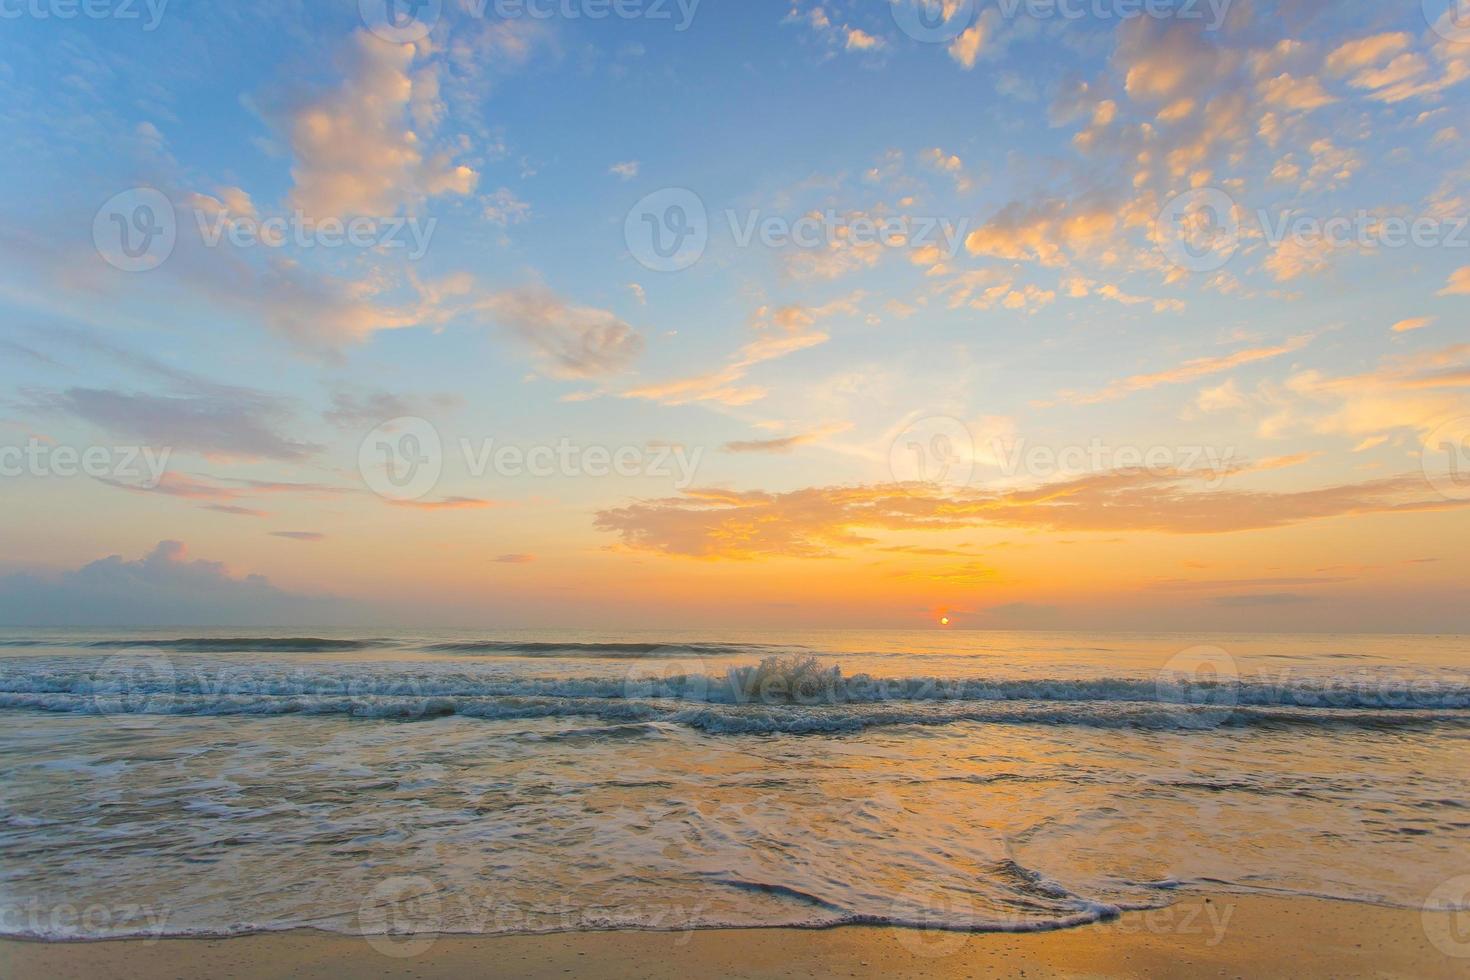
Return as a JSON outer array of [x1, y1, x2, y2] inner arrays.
[[1, 893, 1465, 979]]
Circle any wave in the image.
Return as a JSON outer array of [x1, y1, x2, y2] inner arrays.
[[0, 690, 1465, 734], [93, 637, 383, 652], [424, 640, 784, 657], [0, 637, 786, 657], [3, 656, 1468, 708], [0, 890, 1153, 942], [0, 637, 385, 652], [1, 654, 1467, 733]]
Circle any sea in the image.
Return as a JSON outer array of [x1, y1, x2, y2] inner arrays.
[[0, 628, 1467, 942]]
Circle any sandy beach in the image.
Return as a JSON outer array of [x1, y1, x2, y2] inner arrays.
[[2, 893, 1465, 979]]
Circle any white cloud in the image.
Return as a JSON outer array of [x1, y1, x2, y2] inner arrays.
[[286, 30, 478, 218]]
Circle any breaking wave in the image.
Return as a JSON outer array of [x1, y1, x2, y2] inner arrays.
[[0, 655, 1466, 734], [0, 636, 794, 657], [425, 640, 787, 657], [46, 637, 381, 653]]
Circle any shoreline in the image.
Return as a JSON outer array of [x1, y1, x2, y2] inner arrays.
[[2, 893, 1465, 979]]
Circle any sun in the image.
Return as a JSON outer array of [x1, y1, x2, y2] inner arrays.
[[940, 616, 950, 626]]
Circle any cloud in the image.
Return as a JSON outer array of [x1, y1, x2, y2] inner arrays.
[[593, 469, 1468, 559], [271, 531, 325, 541], [494, 553, 535, 563], [92, 215, 446, 353], [622, 365, 771, 408], [964, 195, 1126, 265], [1323, 25, 1469, 104], [477, 285, 645, 379], [98, 472, 252, 504], [1325, 33, 1412, 77], [1243, 452, 1322, 474], [1061, 277, 1184, 313], [722, 422, 850, 454], [219, 478, 353, 495], [323, 390, 460, 430], [95, 472, 358, 519], [244, 259, 443, 352], [285, 30, 477, 218], [1260, 233, 1340, 282], [206, 505, 270, 518], [8, 138, 419, 347], [623, 301, 854, 407], [0, 541, 350, 626], [1392, 316, 1435, 334], [323, 390, 418, 430], [1065, 334, 1315, 404], [1279, 342, 1470, 442], [947, 9, 999, 70], [919, 147, 972, 193], [388, 496, 499, 511], [1257, 73, 1336, 111], [1115, 17, 1239, 105], [1210, 593, 1318, 607], [1154, 575, 1350, 592], [1197, 378, 1246, 412], [0, 338, 56, 366], [483, 187, 531, 226], [790, 7, 887, 59], [1440, 266, 1470, 296], [782, 225, 884, 281], [40, 388, 321, 461], [609, 161, 640, 180]]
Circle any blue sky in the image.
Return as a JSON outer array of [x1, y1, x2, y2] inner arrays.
[[1, 0, 1468, 628]]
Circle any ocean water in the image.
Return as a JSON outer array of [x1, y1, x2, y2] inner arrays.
[[0, 628, 1467, 941]]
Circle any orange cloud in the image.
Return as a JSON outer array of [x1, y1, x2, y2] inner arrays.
[[1281, 343, 1470, 442], [1325, 33, 1412, 77], [624, 303, 848, 407], [1065, 334, 1315, 404], [1440, 266, 1470, 296], [722, 422, 852, 454], [594, 469, 1467, 559], [389, 496, 501, 511], [964, 196, 1120, 265], [286, 30, 477, 218], [1257, 73, 1336, 111]]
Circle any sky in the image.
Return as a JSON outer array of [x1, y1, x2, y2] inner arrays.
[[0, 0, 1467, 630]]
